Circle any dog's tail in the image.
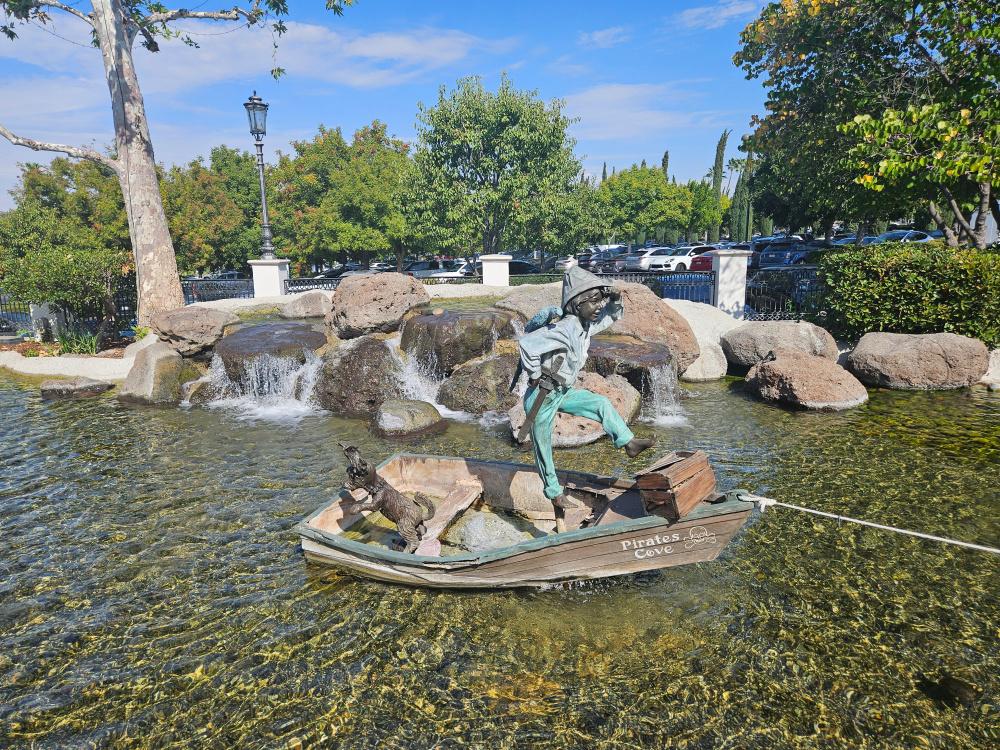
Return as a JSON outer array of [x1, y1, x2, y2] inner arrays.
[[414, 492, 435, 521]]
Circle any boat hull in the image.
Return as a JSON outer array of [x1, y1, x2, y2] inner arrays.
[[296, 454, 753, 589]]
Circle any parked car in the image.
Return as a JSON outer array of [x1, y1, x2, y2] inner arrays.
[[313, 268, 345, 279], [872, 229, 933, 244], [554, 256, 578, 271], [593, 246, 630, 273], [403, 259, 461, 278], [207, 270, 248, 280], [758, 238, 812, 267], [623, 246, 670, 271], [629, 246, 712, 272], [369, 261, 393, 272]]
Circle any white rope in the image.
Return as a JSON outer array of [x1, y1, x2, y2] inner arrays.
[[740, 493, 1000, 555]]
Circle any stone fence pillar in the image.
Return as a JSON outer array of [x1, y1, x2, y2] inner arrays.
[[480, 254, 511, 287], [712, 249, 752, 319], [249, 258, 291, 297], [29, 303, 65, 341]]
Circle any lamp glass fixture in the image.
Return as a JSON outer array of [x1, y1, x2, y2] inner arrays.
[[244, 91, 268, 139]]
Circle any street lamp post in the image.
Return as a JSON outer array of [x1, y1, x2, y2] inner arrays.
[[244, 91, 275, 260]]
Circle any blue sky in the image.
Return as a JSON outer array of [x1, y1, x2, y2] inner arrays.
[[0, 0, 767, 210]]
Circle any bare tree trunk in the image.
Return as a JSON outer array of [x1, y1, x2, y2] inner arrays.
[[93, 0, 184, 324]]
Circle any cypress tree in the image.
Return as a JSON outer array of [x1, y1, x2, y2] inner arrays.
[[640, 158, 647, 168], [709, 130, 730, 243], [661, 150, 669, 179], [601, 162, 607, 182], [731, 170, 748, 242]]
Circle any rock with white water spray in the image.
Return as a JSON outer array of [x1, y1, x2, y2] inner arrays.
[[980, 349, 999, 390], [280, 290, 333, 319], [40, 377, 114, 400], [151, 306, 239, 357], [400, 309, 517, 376], [314, 335, 404, 416], [846, 332, 989, 390], [326, 273, 429, 338], [721, 320, 838, 369], [509, 371, 641, 448], [372, 399, 446, 438], [437, 352, 520, 415], [214, 322, 327, 385], [745, 348, 868, 410], [118, 341, 203, 405], [606, 282, 700, 373], [587, 334, 673, 394]]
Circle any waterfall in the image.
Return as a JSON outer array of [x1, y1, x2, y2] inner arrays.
[[191, 351, 325, 422], [640, 363, 688, 427], [383, 335, 475, 421]]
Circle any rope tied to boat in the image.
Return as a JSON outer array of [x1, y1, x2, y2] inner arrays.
[[736, 492, 1000, 556]]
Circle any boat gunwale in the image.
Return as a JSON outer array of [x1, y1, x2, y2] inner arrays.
[[295, 453, 753, 569]]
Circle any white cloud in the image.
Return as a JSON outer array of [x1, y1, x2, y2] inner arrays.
[[564, 83, 723, 140], [577, 26, 631, 49], [675, 1, 761, 31], [547, 54, 590, 77]]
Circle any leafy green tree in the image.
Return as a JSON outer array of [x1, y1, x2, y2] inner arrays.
[[160, 159, 244, 276], [686, 180, 723, 242], [207, 146, 264, 268], [598, 166, 692, 244], [0, 201, 130, 327], [413, 76, 578, 255], [736, 0, 996, 247]]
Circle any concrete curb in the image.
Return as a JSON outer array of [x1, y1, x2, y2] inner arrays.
[[0, 333, 158, 383]]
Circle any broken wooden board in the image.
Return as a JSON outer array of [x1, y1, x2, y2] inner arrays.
[[414, 482, 483, 556]]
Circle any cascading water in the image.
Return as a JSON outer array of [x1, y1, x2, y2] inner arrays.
[[383, 335, 476, 421], [188, 351, 325, 422], [640, 363, 688, 427]]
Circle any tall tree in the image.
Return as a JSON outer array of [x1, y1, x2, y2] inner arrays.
[[0, 1, 353, 323], [601, 162, 608, 182], [413, 75, 578, 255], [598, 166, 692, 244], [736, 0, 997, 247], [661, 150, 669, 179], [708, 130, 730, 242]]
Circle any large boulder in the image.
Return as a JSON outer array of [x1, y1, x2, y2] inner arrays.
[[509, 371, 641, 448], [607, 282, 700, 373], [438, 352, 520, 415], [494, 283, 563, 321], [721, 320, 839, 369], [587, 334, 674, 394], [314, 335, 404, 416], [326, 273, 429, 338], [151, 307, 238, 357], [280, 290, 333, 319], [40, 377, 114, 400], [980, 349, 1000, 391], [663, 299, 741, 382], [745, 348, 869, 410], [846, 332, 990, 390], [372, 399, 445, 438], [400, 309, 517, 376], [214, 322, 327, 385], [118, 341, 201, 404]]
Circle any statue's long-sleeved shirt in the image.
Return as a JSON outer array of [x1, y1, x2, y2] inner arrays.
[[517, 300, 623, 388]]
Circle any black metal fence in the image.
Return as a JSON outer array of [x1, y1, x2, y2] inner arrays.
[[744, 266, 827, 321], [0, 291, 31, 334], [182, 278, 255, 304], [284, 277, 342, 294]]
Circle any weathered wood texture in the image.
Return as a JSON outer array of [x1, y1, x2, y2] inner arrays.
[[635, 450, 717, 522]]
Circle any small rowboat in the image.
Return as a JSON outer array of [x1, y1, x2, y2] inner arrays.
[[296, 452, 754, 589]]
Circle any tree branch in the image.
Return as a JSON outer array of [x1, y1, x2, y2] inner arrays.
[[941, 185, 976, 242], [927, 200, 959, 247], [0, 123, 118, 172], [144, 8, 255, 25], [37, 1, 95, 27]]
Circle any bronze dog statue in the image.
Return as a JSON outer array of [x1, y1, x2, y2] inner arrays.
[[341, 444, 435, 553]]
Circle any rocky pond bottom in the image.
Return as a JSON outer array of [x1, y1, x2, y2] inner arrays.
[[0, 373, 997, 749]]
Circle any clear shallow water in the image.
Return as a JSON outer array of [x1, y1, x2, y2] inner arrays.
[[0, 373, 998, 749]]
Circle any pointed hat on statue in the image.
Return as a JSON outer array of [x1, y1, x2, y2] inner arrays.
[[561, 265, 609, 307]]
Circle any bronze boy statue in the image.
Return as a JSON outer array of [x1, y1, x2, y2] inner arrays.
[[518, 266, 655, 512]]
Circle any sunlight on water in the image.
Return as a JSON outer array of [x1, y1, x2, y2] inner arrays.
[[640, 362, 689, 427]]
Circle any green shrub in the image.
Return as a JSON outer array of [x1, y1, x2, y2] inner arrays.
[[819, 241, 1000, 347], [57, 328, 100, 355]]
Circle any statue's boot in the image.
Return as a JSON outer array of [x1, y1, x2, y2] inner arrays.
[[624, 437, 656, 458]]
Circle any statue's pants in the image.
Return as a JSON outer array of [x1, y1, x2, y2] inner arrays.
[[525, 385, 635, 499]]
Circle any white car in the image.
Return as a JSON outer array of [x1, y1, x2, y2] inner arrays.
[[647, 245, 715, 272], [554, 256, 578, 271]]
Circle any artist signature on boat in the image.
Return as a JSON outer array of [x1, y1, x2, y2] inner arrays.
[[620, 526, 717, 559]]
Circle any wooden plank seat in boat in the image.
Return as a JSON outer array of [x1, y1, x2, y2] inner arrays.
[[414, 482, 483, 556]]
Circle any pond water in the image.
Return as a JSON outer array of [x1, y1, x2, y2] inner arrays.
[[0, 371, 997, 748]]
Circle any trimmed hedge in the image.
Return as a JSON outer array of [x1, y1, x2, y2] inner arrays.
[[818, 241, 1000, 347]]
